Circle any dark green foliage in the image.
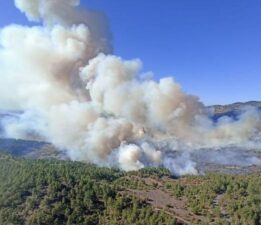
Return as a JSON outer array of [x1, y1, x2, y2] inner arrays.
[[0, 152, 260, 225], [0, 152, 175, 225], [174, 173, 261, 224]]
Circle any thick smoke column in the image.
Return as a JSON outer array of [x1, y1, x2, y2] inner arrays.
[[0, 0, 260, 175]]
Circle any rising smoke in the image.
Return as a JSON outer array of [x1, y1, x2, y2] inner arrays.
[[0, 0, 260, 175]]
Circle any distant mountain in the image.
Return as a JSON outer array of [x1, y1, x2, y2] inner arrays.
[[209, 101, 261, 121], [210, 101, 261, 114]]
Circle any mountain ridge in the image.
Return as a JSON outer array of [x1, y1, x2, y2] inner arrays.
[[210, 101, 261, 114]]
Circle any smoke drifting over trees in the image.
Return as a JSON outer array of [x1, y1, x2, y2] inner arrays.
[[0, 0, 260, 175]]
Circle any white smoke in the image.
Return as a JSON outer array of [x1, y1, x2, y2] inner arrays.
[[14, 0, 111, 53], [0, 0, 260, 176]]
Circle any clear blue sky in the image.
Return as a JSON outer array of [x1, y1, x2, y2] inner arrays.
[[0, 1, 261, 105]]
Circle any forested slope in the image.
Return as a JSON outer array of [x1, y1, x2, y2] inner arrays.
[[0, 152, 260, 225]]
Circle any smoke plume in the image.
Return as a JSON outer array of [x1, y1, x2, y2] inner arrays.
[[0, 0, 260, 176]]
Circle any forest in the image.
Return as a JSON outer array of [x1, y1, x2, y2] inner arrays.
[[0, 152, 260, 225]]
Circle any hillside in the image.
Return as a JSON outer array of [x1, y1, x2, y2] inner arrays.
[[0, 138, 65, 160], [0, 152, 260, 225]]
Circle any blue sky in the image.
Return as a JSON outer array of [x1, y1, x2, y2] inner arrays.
[[0, 0, 261, 105]]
